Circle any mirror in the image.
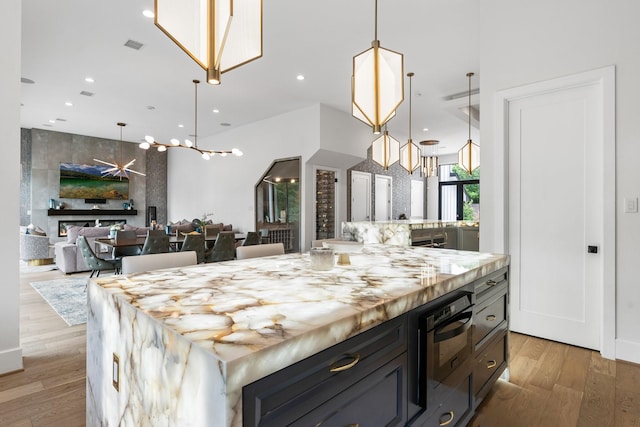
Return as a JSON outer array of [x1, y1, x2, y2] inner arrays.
[[255, 157, 301, 253]]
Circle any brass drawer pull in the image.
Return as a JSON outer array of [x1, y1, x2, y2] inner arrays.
[[439, 411, 455, 426], [486, 280, 497, 287], [330, 354, 360, 372], [486, 314, 497, 321], [487, 360, 497, 369]]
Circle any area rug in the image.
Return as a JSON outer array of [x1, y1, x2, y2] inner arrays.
[[30, 278, 88, 326]]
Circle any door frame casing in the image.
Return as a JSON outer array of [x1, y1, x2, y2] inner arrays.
[[495, 66, 616, 359]]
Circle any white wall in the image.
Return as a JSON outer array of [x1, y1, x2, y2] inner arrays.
[[0, 0, 23, 374], [480, 0, 640, 362], [167, 104, 370, 252]]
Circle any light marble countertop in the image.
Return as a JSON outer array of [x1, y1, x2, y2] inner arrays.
[[88, 244, 508, 426], [92, 245, 506, 365]]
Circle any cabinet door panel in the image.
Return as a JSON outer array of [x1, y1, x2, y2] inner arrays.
[[291, 354, 407, 427]]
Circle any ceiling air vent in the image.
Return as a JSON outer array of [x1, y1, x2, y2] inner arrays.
[[124, 39, 144, 50], [80, 91, 94, 97]]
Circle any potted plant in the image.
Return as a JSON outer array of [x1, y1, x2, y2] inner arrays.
[[109, 223, 122, 238]]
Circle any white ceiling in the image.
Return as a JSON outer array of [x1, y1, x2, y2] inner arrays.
[[20, 0, 480, 155]]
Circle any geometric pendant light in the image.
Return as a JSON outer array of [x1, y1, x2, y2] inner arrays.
[[399, 72, 421, 174], [371, 124, 400, 170], [154, 0, 262, 85], [352, 0, 404, 134], [458, 72, 480, 174]]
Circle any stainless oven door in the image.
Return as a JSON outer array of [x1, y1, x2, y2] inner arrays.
[[432, 308, 473, 383]]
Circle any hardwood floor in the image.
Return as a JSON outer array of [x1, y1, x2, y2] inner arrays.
[[1, 268, 638, 426]]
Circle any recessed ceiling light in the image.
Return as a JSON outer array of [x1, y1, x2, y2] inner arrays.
[[43, 124, 53, 127], [48, 119, 56, 123], [422, 128, 429, 132], [56, 118, 67, 122], [21, 77, 35, 84], [65, 101, 73, 107], [80, 90, 94, 97], [296, 74, 305, 81], [85, 77, 95, 83], [178, 124, 184, 128], [142, 10, 155, 18], [146, 105, 156, 110], [212, 109, 220, 113], [220, 123, 231, 127]]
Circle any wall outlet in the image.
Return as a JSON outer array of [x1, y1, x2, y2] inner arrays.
[[624, 197, 638, 213], [112, 353, 120, 391]]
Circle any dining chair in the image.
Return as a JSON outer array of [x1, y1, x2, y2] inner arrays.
[[114, 230, 141, 257], [236, 243, 285, 260], [140, 231, 170, 255], [206, 231, 235, 262], [76, 235, 117, 277], [241, 231, 260, 247], [180, 233, 206, 264], [121, 251, 197, 274], [204, 225, 220, 240]]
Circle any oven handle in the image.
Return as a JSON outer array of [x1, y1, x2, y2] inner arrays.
[[434, 310, 473, 343]]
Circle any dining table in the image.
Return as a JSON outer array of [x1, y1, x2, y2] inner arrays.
[[94, 232, 247, 255]]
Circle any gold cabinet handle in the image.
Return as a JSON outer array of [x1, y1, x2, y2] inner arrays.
[[486, 314, 497, 321], [330, 354, 360, 372], [486, 280, 497, 287], [439, 411, 455, 426], [487, 360, 497, 369]]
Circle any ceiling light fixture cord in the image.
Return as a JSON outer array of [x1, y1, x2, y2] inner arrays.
[[374, 0, 378, 40], [194, 79, 199, 150], [468, 72, 471, 141]]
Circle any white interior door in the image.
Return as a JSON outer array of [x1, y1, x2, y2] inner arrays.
[[410, 179, 424, 219], [507, 75, 610, 351], [375, 174, 392, 221], [351, 171, 371, 221]]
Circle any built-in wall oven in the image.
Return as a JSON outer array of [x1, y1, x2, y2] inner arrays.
[[417, 291, 474, 408]]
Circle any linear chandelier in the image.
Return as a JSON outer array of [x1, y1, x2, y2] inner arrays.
[[154, 0, 262, 85], [94, 122, 146, 180], [458, 72, 480, 174], [352, 0, 404, 134], [141, 80, 243, 160]]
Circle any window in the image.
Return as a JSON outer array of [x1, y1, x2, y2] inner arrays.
[[439, 164, 479, 221]]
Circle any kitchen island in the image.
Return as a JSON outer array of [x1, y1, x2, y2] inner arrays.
[[87, 244, 509, 426], [342, 220, 480, 250]]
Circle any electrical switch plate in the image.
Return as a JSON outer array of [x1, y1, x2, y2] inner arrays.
[[112, 353, 120, 391], [624, 197, 638, 213]]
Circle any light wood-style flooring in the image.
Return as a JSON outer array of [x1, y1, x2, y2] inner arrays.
[[1, 268, 638, 426]]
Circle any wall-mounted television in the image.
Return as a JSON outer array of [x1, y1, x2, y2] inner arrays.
[[59, 162, 129, 200]]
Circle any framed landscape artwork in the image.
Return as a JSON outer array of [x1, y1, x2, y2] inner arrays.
[[59, 162, 129, 200]]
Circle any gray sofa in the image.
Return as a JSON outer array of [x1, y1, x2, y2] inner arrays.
[[54, 225, 111, 274]]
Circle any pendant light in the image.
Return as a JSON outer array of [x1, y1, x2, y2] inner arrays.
[[352, 0, 404, 134], [458, 72, 480, 174], [420, 139, 439, 177], [141, 80, 243, 159], [371, 123, 400, 170], [399, 72, 421, 174], [154, 0, 262, 85], [93, 123, 146, 180]]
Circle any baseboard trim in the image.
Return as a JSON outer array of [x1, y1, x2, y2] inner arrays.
[[616, 338, 640, 364], [0, 347, 23, 375]]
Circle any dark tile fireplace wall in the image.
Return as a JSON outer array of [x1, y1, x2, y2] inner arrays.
[[20, 128, 167, 242]]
